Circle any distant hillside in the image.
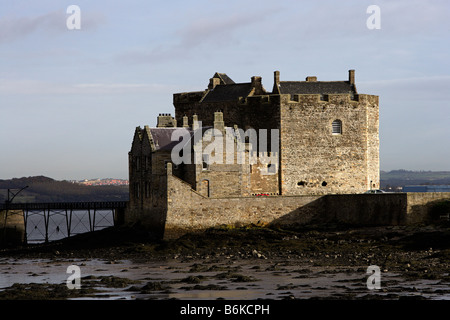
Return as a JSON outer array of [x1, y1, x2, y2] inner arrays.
[[381, 170, 450, 188], [0, 176, 129, 203]]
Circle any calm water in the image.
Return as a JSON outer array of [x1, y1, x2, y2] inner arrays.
[[24, 209, 114, 243]]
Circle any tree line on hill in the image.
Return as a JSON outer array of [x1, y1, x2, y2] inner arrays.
[[380, 170, 450, 190], [0, 176, 129, 203], [1, 170, 449, 203]]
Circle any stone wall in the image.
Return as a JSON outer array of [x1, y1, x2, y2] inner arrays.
[[318, 193, 407, 225], [406, 192, 450, 224], [165, 171, 322, 239], [279, 94, 379, 196], [159, 172, 450, 239]]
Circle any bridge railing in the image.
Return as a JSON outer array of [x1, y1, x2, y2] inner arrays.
[[1, 201, 128, 244], [0, 201, 128, 211]]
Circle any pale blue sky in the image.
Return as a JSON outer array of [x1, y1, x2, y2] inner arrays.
[[1, 0, 449, 180]]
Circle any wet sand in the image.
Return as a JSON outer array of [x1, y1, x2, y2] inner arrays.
[[0, 223, 449, 300]]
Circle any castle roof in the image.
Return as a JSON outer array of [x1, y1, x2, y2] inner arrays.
[[215, 73, 235, 85], [201, 83, 253, 102], [278, 81, 356, 95], [144, 126, 216, 152]]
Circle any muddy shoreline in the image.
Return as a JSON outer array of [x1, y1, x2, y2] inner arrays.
[[0, 223, 449, 300]]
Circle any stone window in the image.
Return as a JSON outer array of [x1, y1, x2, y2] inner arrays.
[[202, 154, 209, 171], [134, 182, 140, 199], [332, 120, 342, 135], [267, 164, 277, 174], [135, 156, 141, 171], [145, 182, 150, 198]]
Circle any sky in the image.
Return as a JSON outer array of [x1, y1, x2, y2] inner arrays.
[[0, 0, 449, 180]]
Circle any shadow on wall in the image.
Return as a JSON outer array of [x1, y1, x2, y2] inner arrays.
[[268, 196, 326, 230], [270, 194, 409, 229], [410, 198, 450, 224]]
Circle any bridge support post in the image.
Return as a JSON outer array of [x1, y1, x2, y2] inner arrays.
[[0, 210, 25, 246]]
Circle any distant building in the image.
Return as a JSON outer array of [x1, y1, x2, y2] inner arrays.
[[402, 185, 450, 192], [76, 179, 129, 186]]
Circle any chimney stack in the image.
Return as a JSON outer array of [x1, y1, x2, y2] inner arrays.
[[349, 69, 355, 85], [213, 111, 224, 131], [182, 115, 189, 128], [192, 114, 199, 130], [273, 71, 281, 94], [251, 76, 262, 88]]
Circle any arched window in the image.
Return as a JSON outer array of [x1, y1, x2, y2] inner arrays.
[[332, 119, 342, 135]]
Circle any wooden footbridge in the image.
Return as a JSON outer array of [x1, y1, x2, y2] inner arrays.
[[1, 201, 128, 244]]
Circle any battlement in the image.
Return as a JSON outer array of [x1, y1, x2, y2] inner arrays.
[[173, 91, 207, 104], [288, 93, 359, 103], [238, 94, 281, 105], [285, 93, 378, 105]]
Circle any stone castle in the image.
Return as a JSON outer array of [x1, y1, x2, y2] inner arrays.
[[125, 70, 380, 238]]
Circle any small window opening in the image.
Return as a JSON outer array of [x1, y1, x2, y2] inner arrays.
[[332, 120, 342, 135], [202, 154, 209, 170], [297, 181, 307, 187], [322, 181, 328, 187], [267, 164, 277, 174]]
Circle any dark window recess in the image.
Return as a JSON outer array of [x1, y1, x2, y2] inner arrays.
[[322, 181, 328, 186], [332, 120, 342, 134]]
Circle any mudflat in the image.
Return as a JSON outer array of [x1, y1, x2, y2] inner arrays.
[[0, 223, 449, 300]]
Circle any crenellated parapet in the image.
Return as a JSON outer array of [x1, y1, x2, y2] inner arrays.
[[173, 91, 207, 104], [286, 93, 379, 104]]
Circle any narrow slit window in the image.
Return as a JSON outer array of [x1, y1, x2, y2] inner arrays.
[[332, 120, 342, 135], [202, 154, 209, 170]]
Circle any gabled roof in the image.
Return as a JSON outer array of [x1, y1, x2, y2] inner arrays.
[[278, 81, 356, 95], [214, 72, 235, 85], [201, 83, 253, 102], [147, 127, 188, 151], [144, 126, 216, 152]]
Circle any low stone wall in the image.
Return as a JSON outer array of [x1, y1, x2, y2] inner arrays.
[[406, 192, 450, 224], [165, 174, 323, 238], [163, 174, 450, 239], [318, 193, 408, 225]]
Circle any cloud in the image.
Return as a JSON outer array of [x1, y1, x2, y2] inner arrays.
[[116, 6, 280, 64], [0, 10, 105, 44], [0, 11, 64, 43], [177, 11, 267, 47], [0, 78, 178, 95], [359, 75, 450, 101]]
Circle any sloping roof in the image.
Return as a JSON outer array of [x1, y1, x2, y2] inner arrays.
[[148, 128, 187, 151], [215, 73, 235, 85], [147, 126, 215, 152], [201, 83, 253, 102], [278, 81, 355, 95]]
